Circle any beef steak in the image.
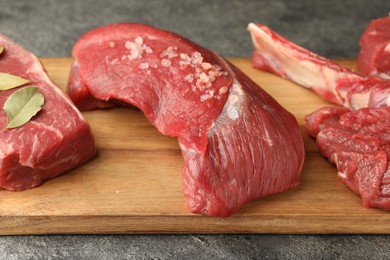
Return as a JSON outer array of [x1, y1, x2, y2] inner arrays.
[[358, 15, 390, 79], [0, 34, 96, 191], [67, 23, 305, 217], [305, 106, 390, 209]]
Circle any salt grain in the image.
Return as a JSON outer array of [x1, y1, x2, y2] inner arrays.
[[219, 86, 228, 95], [145, 46, 153, 54], [201, 62, 212, 70], [161, 59, 171, 67], [179, 53, 191, 68], [125, 41, 133, 50], [191, 52, 203, 67], [109, 41, 115, 48], [161, 46, 178, 59], [135, 36, 143, 45], [199, 72, 209, 83], [123, 36, 153, 61], [139, 62, 149, 69], [130, 49, 140, 59], [168, 51, 178, 59], [180, 53, 190, 60], [207, 89, 214, 98], [184, 74, 194, 83], [212, 64, 222, 71], [200, 93, 210, 102]]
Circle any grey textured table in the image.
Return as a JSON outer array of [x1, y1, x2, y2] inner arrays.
[[1, 0, 390, 259]]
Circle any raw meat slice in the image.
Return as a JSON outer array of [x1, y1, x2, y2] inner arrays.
[[305, 106, 390, 209], [67, 23, 305, 217], [247, 23, 390, 109], [358, 15, 390, 79], [248, 22, 390, 211], [0, 34, 96, 191]]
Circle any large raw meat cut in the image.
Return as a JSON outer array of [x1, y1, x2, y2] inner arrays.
[[248, 22, 390, 210], [358, 15, 390, 79], [67, 23, 305, 217], [305, 106, 390, 209], [0, 34, 96, 191], [247, 23, 390, 110]]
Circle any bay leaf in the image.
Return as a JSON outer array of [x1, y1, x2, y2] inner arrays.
[[3, 86, 44, 129], [0, 72, 29, 91]]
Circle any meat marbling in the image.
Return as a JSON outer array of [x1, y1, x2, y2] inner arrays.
[[67, 23, 305, 217], [0, 34, 96, 191]]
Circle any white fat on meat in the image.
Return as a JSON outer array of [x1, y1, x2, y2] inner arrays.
[[210, 79, 244, 132], [248, 23, 390, 110]]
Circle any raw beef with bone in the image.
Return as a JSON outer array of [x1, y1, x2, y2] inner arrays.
[[358, 15, 390, 79], [247, 23, 390, 110], [67, 23, 305, 217], [248, 23, 390, 210], [0, 34, 96, 191]]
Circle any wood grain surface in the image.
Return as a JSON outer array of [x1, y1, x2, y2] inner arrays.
[[1, 58, 388, 235]]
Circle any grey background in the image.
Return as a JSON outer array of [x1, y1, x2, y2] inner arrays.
[[1, 0, 390, 259], [1, 0, 388, 58]]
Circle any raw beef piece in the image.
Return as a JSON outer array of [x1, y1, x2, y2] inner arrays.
[[305, 106, 390, 209], [247, 23, 390, 109], [358, 15, 390, 79], [67, 23, 305, 217], [0, 34, 96, 191], [248, 23, 390, 211]]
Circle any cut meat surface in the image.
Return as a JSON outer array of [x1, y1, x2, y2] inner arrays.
[[67, 23, 305, 217], [305, 106, 390, 209], [247, 23, 390, 109], [0, 34, 96, 191], [358, 15, 390, 79], [248, 22, 390, 211]]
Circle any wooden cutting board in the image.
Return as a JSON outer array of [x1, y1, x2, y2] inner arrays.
[[1, 58, 388, 235]]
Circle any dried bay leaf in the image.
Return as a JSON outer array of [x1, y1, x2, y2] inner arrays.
[[3, 86, 44, 128], [0, 72, 29, 90]]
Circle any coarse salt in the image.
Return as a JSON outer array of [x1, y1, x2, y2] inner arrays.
[[200, 93, 210, 102], [199, 72, 209, 83], [125, 41, 133, 50], [145, 46, 153, 54], [135, 36, 143, 45], [161, 59, 171, 67], [161, 46, 178, 59], [184, 74, 194, 83], [138, 62, 149, 69], [219, 86, 228, 95], [130, 49, 140, 59], [191, 52, 203, 67], [201, 62, 212, 70]]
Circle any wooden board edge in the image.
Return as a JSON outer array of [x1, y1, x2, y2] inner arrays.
[[1, 214, 389, 235]]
